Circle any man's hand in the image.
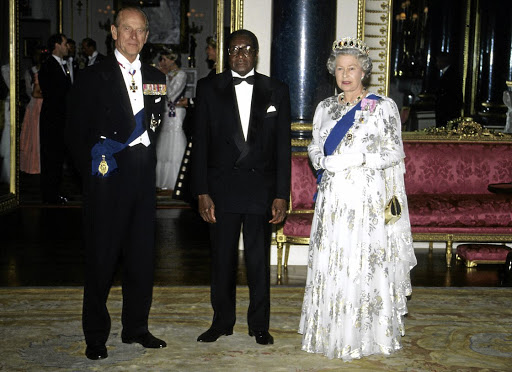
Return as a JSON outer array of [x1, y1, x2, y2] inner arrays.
[[269, 198, 287, 224], [198, 194, 216, 223]]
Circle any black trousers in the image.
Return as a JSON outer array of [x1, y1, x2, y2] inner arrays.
[[82, 145, 156, 345], [209, 211, 272, 332]]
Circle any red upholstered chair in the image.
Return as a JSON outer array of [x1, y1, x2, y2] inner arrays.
[[276, 153, 316, 282]]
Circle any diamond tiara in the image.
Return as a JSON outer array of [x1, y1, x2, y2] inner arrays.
[[332, 37, 370, 56]]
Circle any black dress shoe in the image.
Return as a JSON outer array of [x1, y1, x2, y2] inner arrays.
[[85, 344, 108, 360], [121, 332, 167, 348], [197, 327, 233, 342], [249, 330, 274, 345]]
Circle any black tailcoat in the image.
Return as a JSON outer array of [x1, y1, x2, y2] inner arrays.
[[66, 55, 166, 345], [38, 56, 72, 201]]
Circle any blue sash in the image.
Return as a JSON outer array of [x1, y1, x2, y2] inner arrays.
[[91, 108, 146, 176], [313, 94, 378, 201]]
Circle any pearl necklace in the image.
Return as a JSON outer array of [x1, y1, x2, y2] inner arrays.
[[340, 89, 366, 106]]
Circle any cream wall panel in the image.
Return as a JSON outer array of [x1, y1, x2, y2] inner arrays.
[[336, 0, 358, 38], [243, 0, 272, 76]]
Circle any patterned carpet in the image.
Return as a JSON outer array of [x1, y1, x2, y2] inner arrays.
[[1, 286, 511, 371]]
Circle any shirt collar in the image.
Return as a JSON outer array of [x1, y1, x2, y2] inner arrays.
[[52, 54, 65, 64], [115, 49, 141, 71], [88, 50, 98, 61], [231, 68, 255, 79]]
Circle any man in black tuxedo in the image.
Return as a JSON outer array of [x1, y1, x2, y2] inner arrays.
[[435, 52, 462, 127], [66, 39, 78, 82], [191, 29, 291, 345], [66, 7, 167, 360], [38, 33, 71, 204], [81, 37, 106, 67]]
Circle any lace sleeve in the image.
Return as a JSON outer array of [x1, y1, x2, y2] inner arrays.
[[167, 70, 188, 102], [308, 102, 326, 170], [365, 97, 406, 170]]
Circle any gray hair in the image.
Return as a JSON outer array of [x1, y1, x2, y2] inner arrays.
[[114, 6, 149, 31], [326, 48, 373, 87]]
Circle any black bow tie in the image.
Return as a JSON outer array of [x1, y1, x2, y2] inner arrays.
[[233, 75, 255, 85]]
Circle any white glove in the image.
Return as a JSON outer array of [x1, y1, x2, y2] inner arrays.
[[320, 153, 365, 172]]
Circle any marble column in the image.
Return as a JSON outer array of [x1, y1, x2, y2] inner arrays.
[[271, 0, 336, 143]]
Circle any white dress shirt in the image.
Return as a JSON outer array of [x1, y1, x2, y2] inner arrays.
[[88, 51, 99, 66], [232, 68, 255, 140], [114, 49, 149, 147], [66, 57, 74, 83], [52, 54, 69, 79]]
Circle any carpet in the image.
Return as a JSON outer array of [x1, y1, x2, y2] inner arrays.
[[0, 286, 511, 371]]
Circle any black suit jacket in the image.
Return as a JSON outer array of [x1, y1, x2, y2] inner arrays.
[[92, 53, 106, 65], [39, 56, 71, 126], [66, 55, 166, 177], [191, 70, 291, 215]]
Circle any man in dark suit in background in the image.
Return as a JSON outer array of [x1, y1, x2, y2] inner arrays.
[[81, 37, 106, 67], [191, 29, 291, 345], [66, 39, 78, 82], [435, 52, 462, 127], [38, 33, 71, 204], [66, 6, 167, 360]]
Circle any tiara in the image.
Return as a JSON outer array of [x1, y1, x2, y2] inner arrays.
[[332, 37, 369, 56]]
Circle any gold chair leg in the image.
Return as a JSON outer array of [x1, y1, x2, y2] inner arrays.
[[446, 237, 453, 267], [277, 241, 283, 283], [284, 243, 290, 270], [429, 241, 434, 254]]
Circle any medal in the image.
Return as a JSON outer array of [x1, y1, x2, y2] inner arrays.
[[129, 70, 138, 92], [98, 155, 109, 176], [118, 61, 138, 93]]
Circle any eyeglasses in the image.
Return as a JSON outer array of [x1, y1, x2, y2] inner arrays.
[[228, 45, 254, 57]]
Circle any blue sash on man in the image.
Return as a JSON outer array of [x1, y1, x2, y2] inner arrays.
[[314, 94, 378, 200], [91, 108, 145, 177]]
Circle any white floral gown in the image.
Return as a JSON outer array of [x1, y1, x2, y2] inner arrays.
[[156, 69, 187, 190], [299, 93, 417, 361]]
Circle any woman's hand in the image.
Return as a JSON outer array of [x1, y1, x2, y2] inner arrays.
[[321, 153, 365, 172]]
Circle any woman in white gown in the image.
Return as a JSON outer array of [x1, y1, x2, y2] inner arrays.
[[155, 50, 187, 191], [299, 38, 417, 361]]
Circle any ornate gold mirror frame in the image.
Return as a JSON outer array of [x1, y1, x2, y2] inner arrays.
[[0, 0, 18, 213], [216, 0, 243, 74]]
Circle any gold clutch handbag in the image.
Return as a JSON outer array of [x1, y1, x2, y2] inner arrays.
[[385, 195, 401, 224], [385, 168, 402, 225]]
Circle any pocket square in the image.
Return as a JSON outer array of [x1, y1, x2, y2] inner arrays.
[[266, 105, 277, 113], [155, 97, 162, 103]]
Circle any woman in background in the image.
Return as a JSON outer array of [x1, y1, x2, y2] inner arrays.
[[155, 49, 187, 193], [20, 48, 45, 174], [205, 35, 217, 77], [299, 37, 416, 361]]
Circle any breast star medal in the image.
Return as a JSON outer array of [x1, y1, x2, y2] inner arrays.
[[150, 113, 161, 131], [98, 155, 109, 176]]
